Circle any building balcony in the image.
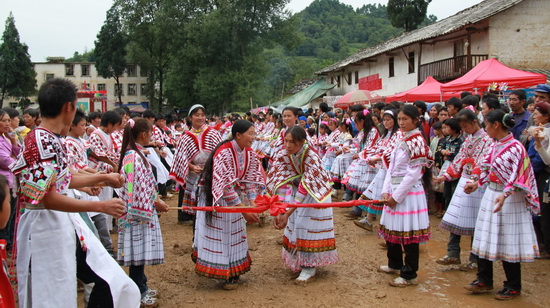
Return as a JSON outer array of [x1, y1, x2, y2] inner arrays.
[[418, 54, 488, 84]]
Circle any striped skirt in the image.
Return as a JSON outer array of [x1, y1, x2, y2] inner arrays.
[[439, 176, 483, 236], [193, 191, 251, 279], [180, 172, 201, 214], [117, 213, 164, 266], [359, 168, 386, 214], [330, 153, 354, 183], [378, 179, 431, 245], [471, 183, 539, 262], [277, 185, 338, 272], [343, 159, 377, 193]]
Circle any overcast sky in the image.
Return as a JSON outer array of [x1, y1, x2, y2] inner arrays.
[[0, 0, 484, 62]]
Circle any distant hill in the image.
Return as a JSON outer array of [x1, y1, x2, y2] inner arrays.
[[291, 0, 405, 61]]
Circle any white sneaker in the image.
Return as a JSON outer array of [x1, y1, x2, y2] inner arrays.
[[296, 267, 316, 282], [389, 276, 417, 287], [377, 265, 399, 274]]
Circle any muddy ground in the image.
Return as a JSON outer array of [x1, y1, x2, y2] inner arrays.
[[112, 195, 550, 308]]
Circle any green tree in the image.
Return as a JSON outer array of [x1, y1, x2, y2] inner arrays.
[[66, 48, 96, 62], [116, 0, 179, 112], [94, 5, 127, 104], [0, 13, 36, 108], [387, 0, 431, 32]]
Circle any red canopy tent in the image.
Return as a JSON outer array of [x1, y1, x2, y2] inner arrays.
[[385, 76, 460, 102], [440, 58, 547, 92], [334, 90, 383, 109]]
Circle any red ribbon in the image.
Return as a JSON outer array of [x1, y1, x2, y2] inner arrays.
[[177, 195, 383, 216]]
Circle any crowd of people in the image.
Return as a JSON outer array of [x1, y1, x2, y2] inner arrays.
[[0, 78, 549, 306]]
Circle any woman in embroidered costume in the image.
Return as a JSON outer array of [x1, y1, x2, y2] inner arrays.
[[269, 125, 338, 283], [11, 78, 140, 308], [117, 118, 169, 306], [342, 109, 380, 202], [329, 118, 357, 193], [433, 109, 493, 270], [463, 110, 539, 300], [193, 120, 265, 290], [270, 107, 300, 160], [170, 104, 222, 223], [378, 105, 433, 287], [355, 108, 403, 231], [320, 118, 341, 168], [316, 122, 330, 159]]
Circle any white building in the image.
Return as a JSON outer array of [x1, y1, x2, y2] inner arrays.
[[4, 58, 149, 112], [316, 0, 550, 98]]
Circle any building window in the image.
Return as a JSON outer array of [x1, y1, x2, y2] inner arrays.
[[128, 83, 137, 96], [331, 77, 334, 84], [141, 84, 147, 96], [45, 73, 54, 80], [127, 65, 137, 77], [65, 64, 74, 76], [408, 51, 415, 74], [389, 57, 395, 78], [337, 76, 341, 87], [81, 64, 90, 76], [347, 72, 352, 85], [9, 102, 18, 108], [355, 71, 359, 84], [97, 83, 106, 91], [114, 84, 124, 96]]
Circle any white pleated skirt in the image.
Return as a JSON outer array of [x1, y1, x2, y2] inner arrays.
[[440, 176, 483, 236], [276, 184, 338, 272], [378, 180, 431, 245], [343, 159, 376, 193], [117, 212, 164, 266], [359, 168, 386, 214], [330, 153, 354, 182], [193, 191, 251, 279], [471, 184, 539, 262]]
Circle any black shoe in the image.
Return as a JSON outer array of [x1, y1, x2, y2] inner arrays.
[[464, 279, 493, 293], [495, 288, 520, 300]]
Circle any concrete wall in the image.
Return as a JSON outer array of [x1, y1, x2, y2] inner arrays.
[[488, 0, 550, 69]]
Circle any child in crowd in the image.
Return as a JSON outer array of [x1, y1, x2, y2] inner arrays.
[[118, 118, 169, 306], [438, 118, 463, 216]]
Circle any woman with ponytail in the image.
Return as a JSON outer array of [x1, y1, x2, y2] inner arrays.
[[117, 118, 169, 307], [193, 120, 266, 290], [378, 105, 433, 287], [342, 108, 380, 200], [355, 107, 403, 231], [463, 110, 539, 300]]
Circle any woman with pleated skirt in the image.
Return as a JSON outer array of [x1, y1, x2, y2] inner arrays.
[[269, 126, 338, 283], [377, 106, 433, 287], [434, 109, 493, 270], [193, 120, 266, 290], [355, 108, 402, 231], [463, 110, 539, 300]]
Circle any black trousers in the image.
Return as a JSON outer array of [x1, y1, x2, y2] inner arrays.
[[387, 242, 419, 280], [477, 257, 521, 291], [76, 240, 114, 308], [129, 265, 148, 296]]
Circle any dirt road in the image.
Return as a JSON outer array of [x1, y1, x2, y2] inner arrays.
[[128, 198, 550, 308]]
